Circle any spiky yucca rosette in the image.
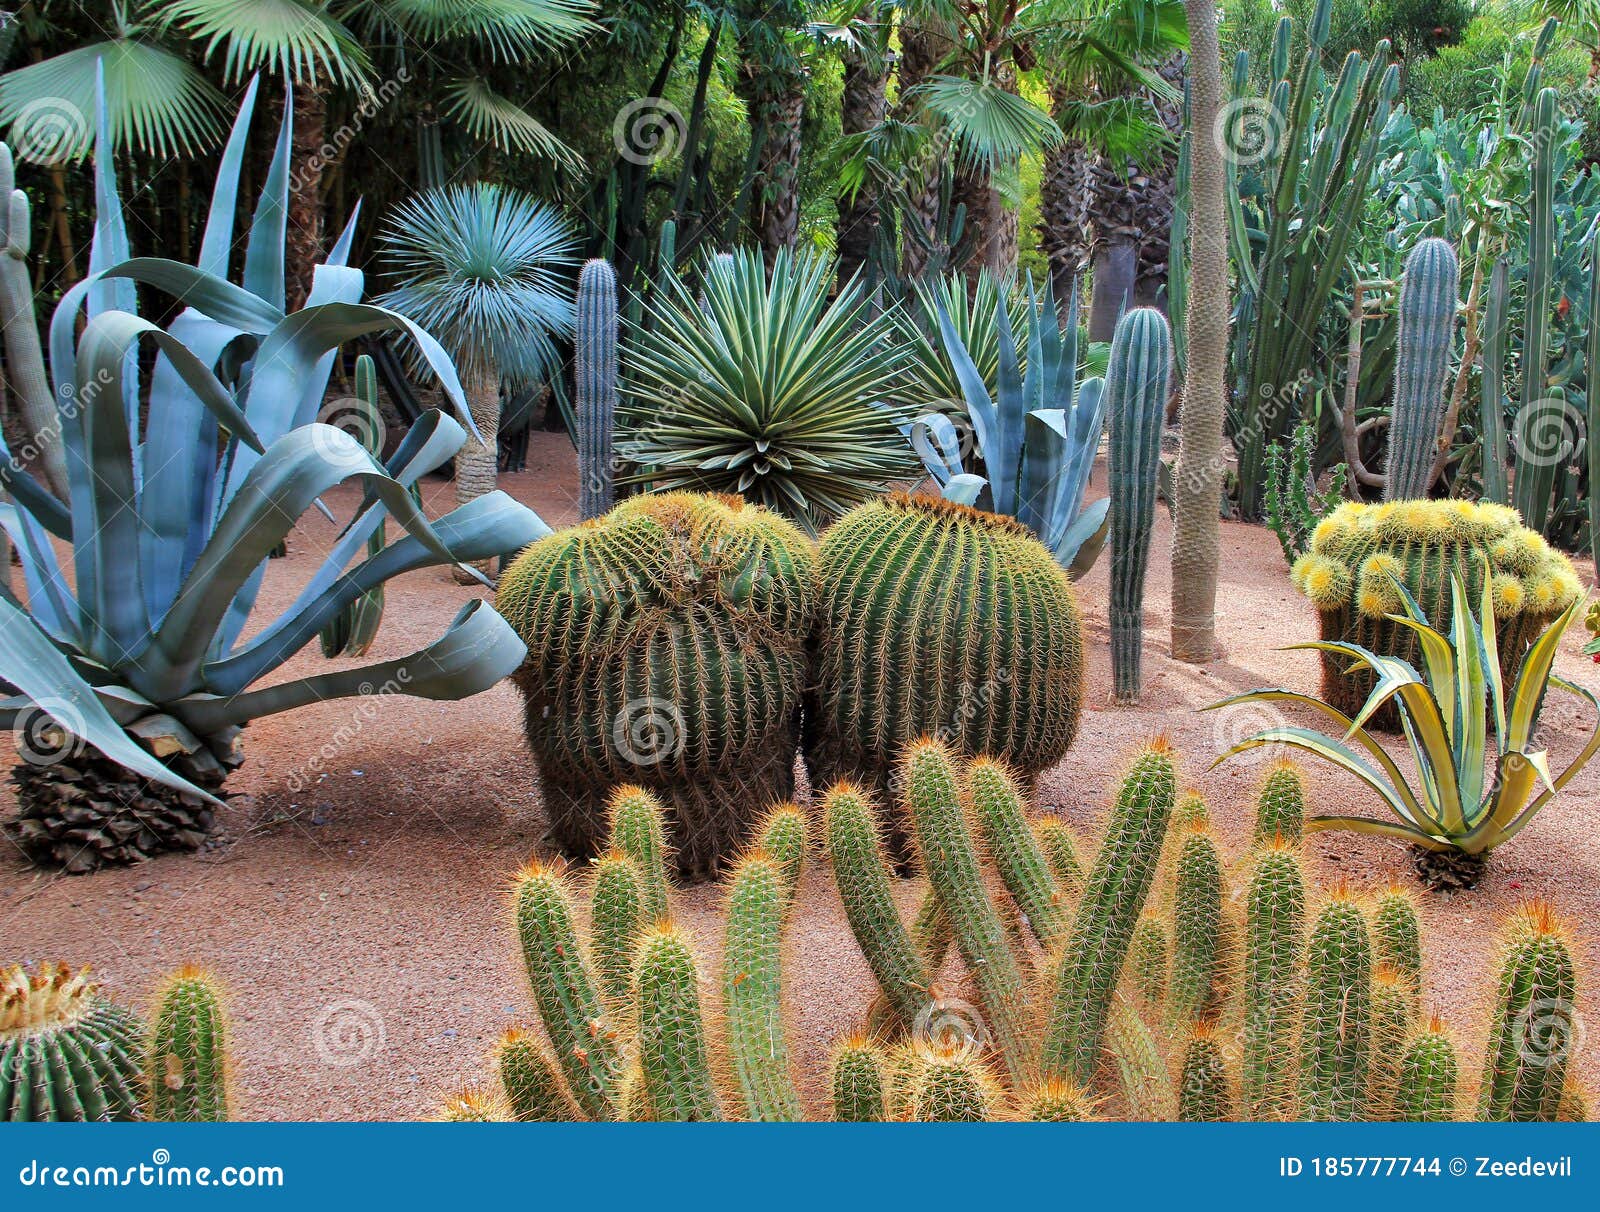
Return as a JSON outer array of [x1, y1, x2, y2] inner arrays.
[[1290, 500, 1581, 724], [1, 964, 146, 1121], [496, 493, 814, 881], [806, 493, 1084, 850]]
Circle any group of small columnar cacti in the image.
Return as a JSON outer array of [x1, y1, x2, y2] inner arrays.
[[437, 741, 1590, 1122], [1, 963, 231, 1121]]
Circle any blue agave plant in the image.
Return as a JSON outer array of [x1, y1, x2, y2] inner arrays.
[[0, 77, 547, 871]]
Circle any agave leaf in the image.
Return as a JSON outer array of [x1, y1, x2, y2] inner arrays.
[[1506, 596, 1584, 751], [101, 258, 284, 332], [1213, 725, 1433, 832], [933, 294, 999, 465], [244, 83, 292, 311], [1479, 562, 1507, 740], [88, 65, 139, 437], [198, 73, 260, 277], [907, 411, 964, 484], [0, 427, 70, 538], [1018, 407, 1069, 535], [941, 474, 987, 507], [179, 601, 528, 733], [0, 597, 219, 806], [1446, 572, 1487, 810], [0, 503, 77, 644], [1305, 816, 1447, 848], [990, 289, 1024, 514], [1057, 496, 1110, 579]]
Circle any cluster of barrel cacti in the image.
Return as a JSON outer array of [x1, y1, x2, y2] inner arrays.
[[1288, 498, 1581, 718], [438, 784, 810, 1121], [1106, 309, 1172, 705], [495, 493, 816, 880], [1, 963, 231, 1122]]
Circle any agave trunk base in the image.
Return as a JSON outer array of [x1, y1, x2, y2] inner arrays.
[[1411, 845, 1486, 891], [5, 746, 228, 873]]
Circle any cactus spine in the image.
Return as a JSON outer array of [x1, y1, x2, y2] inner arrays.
[[633, 924, 722, 1121], [1395, 1019, 1459, 1122], [1106, 307, 1172, 703], [1369, 964, 1416, 1116], [1043, 741, 1176, 1085], [1128, 913, 1170, 1010], [147, 968, 229, 1122], [908, 1049, 999, 1121], [1298, 893, 1374, 1121], [436, 1087, 511, 1121], [495, 1028, 578, 1121], [1167, 824, 1226, 1029], [0, 964, 146, 1121], [591, 852, 647, 1010], [576, 258, 618, 520], [1254, 761, 1305, 846], [722, 854, 803, 1120], [1371, 885, 1422, 1000], [971, 758, 1069, 946], [829, 1035, 889, 1121], [1241, 841, 1306, 1120], [1022, 1078, 1098, 1121], [1477, 902, 1577, 1122], [1383, 238, 1459, 501], [1178, 1027, 1234, 1122]]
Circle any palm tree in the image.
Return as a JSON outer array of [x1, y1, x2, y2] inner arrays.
[[828, 3, 892, 287], [1170, 0, 1227, 664], [378, 184, 576, 539], [731, 0, 810, 262]]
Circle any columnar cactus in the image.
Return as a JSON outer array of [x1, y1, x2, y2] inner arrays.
[[907, 1048, 1000, 1121], [497, 493, 815, 879], [754, 804, 807, 896], [1395, 1018, 1459, 1122], [1, 964, 146, 1121], [590, 852, 647, 1009], [1477, 902, 1578, 1122], [722, 853, 804, 1121], [1253, 761, 1305, 846], [495, 1028, 577, 1121], [808, 492, 1085, 840], [1128, 913, 1170, 1010], [971, 758, 1069, 947], [1369, 964, 1416, 1117], [608, 785, 672, 919], [634, 924, 722, 1121], [0, 144, 67, 495], [1106, 307, 1172, 704], [1021, 1078, 1098, 1121], [1241, 841, 1306, 1121], [1298, 892, 1374, 1121], [1178, 1026, 1234, 1122], [1289, 500, 1581, 718], [576, 258, 618, 520], [1034, 815, 1085, 894], [829, 1035, 889, 1121], [1372, 884, 1423, 1000], [1383, 238, 1459, 501], [1167, 824, 1226, 1030], [147, 968, 229, 1122], [1043, 740, 1176, 1085]]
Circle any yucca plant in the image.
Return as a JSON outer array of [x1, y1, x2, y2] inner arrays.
[[0, 88, 547, 872], [620, 247, 915, 534], [377, 183, 577, 519], [907, 276, 1109, 578], [884, 269, 1032, 419], [1209, 567, 1599, 888]]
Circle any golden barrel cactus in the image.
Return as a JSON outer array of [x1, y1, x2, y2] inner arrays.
[[1290, 500, 1581, 720], [496, 493, 814, 881]]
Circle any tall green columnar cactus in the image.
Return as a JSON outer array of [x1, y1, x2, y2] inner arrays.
[[1514, 89, 1560, 534], [590, 852, 647, 1010], [1477, 902, 1577, 1122], [829, 1035, 889, 1122], [1394, 1018, 1459, 1122], [633, 924, 722, 1121], [908, 1050, 999, 1121], [319, 354, 388, 658], [1043, 741, 1176, 1085], [495, 1028, 578, 1121], [905, 741, 1033, 1083], [1034, 816, 1085, 894], [1298, 892, 1374, 1121], [607, 785, 672, 920], [1588, 236, 1600, 567], [1106, 308, 1172, 704], [1166, 824, 1226, 1030], [1369, 965, 1416, 1117], [147, 968, 229, 1122], [1241, 841, 1306, 1121], [1254, 761, 1305, 846], [1479, 260, 1511, 505], [809, 493, 1085, 838], [576, 259, 618, 520], [971, 758, 1069, 947], [754, 804, 807, 896], [1, 965, 146, 1121], [1178, 1027, 1234, 1122], [1128, 913, 1170, 1010], [1383, 239, 1459, 501], [722, 854, 803, 1121], [512, 862, 621, 1119], [0, 144, 67, 496], [498, 494, 815, 880], [1371, 885, 1422, 1000], [823, 783, 932, 1026]]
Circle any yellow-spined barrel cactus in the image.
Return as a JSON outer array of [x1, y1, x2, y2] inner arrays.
[[808, 493, 1084, 834], [1290, 500, 1581, 719], [2, 964, 146, 1121], [497, 493, 814, 881]]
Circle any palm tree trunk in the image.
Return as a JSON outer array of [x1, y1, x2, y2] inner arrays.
[[1089, 241, 1138, 340], [953, 58, 1019, 281], [735, 31, 804, 266], [1170, 2, 1229, 664], [451, 364, 501, 579], [287, 78, 330, 311], [1039, 125, 1092, 317], [897, 20, 942, 279], [836, 9, 887, 289]]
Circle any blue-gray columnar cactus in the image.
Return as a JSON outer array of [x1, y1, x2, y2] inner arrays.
[[1107, 308, 1172, 704], [577, 258, 618, 520], [1384, 238, 1459, 501]]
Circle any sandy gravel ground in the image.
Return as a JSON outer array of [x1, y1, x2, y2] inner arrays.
[[4, 431, 1598, 1120]]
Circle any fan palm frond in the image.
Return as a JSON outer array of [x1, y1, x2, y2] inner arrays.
[[149, 0, 371, 85], [351, 0, 596, 59], [0, 39, 227, 160], [442, 77, 582, 171], [377, 183, 578, 384], [909, 74, 1062, 172]]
